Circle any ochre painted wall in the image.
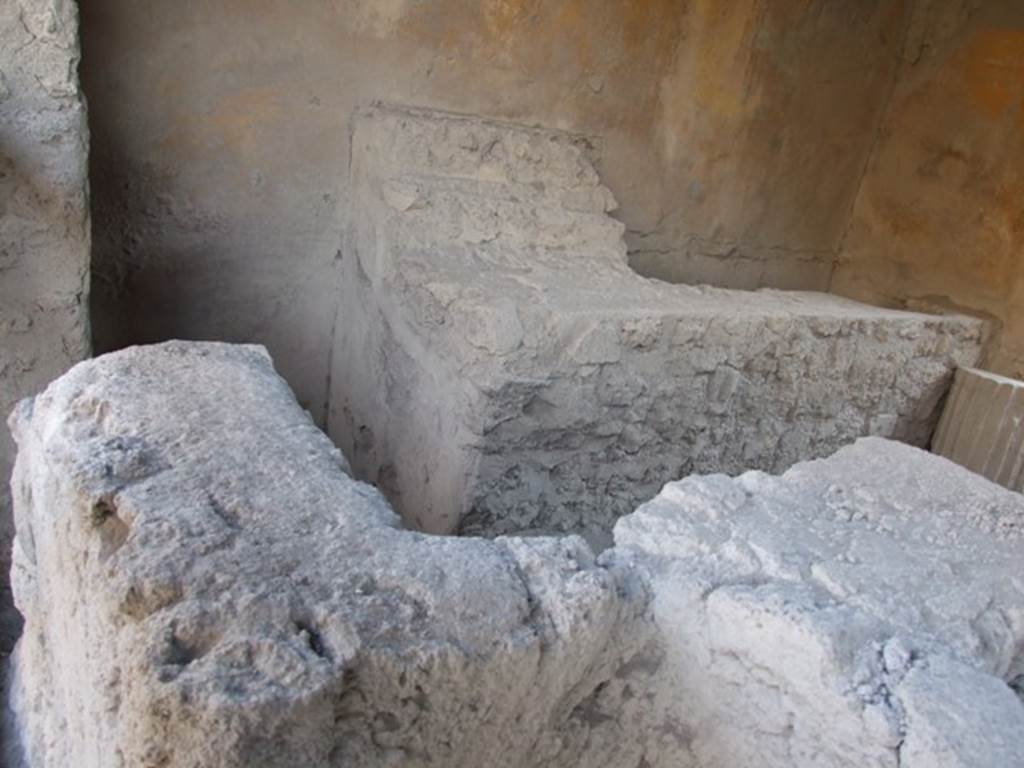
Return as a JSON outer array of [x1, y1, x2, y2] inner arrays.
[[832, 1, 1024, 379], [82, 1, 908, 420], [632, 0, 911, 287]]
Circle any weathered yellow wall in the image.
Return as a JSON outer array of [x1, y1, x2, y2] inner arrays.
[[832, 1, 1024, 378], [83, 1, 909, 418], [84, 1, 1024, 391], [635, 0, 912, 287]]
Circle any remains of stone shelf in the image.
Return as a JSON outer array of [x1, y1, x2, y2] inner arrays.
[[331, 103, 985, 547]]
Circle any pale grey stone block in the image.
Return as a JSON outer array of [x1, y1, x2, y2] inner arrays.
[[933, 367, 1024, 492]]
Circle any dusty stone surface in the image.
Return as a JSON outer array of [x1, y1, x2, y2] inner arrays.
[[7, 345, 1024, 768], [604, 437, 1024, 768], [4, 342, 639, 768], [0, 0, 90, 650], [332, 104, 985, 546]]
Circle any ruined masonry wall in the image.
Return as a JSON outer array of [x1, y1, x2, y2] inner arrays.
[[332, 105, 984, 547], [0, 0, 91, 649], [6, 343, 1024, 768], [933, 367, 1024, 492]]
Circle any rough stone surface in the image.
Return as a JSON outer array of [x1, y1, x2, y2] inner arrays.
[[332, 104, 984, 546], [3, 342, 640, 768], [7, 345, 1024, 768], [605, 437, 1024, 768], [0, 0, 90, 651], [933, 366, 1024, 492]]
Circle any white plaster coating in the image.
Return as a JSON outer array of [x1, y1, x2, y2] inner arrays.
[[0, 0, 90, 649], [331, 104, 985, 546], [7, 344, 1024, 767]]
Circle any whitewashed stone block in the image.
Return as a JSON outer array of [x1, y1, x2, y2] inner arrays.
[[933, 367, 1024, 492]]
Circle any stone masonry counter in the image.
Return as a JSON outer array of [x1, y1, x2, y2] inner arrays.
[[6, 344, 1024, 767], [331, 104, 985, 547]]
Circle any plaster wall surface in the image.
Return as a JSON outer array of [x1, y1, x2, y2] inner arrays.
[[7, 342, 1024, 768], [831, 0, 1024, 380], [81, 0, 910, 421], [0, 0, 90, 649]]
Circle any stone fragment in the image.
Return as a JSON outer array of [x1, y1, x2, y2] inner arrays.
[[609, 437, 1024, 768], [933, 366, 1024, 492], [3, 343, 639, 768]]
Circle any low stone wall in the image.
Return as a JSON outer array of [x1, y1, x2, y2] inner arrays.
[[7, 343, 1024, 767], [4, 343, 640, 768], [331, 104, 985, 546]]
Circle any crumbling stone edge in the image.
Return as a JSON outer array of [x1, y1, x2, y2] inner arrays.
[[4, 342, 1023, 767]]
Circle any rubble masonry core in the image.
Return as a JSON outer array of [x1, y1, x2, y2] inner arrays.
[[331, 104, 984, 548]]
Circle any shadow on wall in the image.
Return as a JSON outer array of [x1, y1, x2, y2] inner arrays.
[[626, 242, 835, 293]]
